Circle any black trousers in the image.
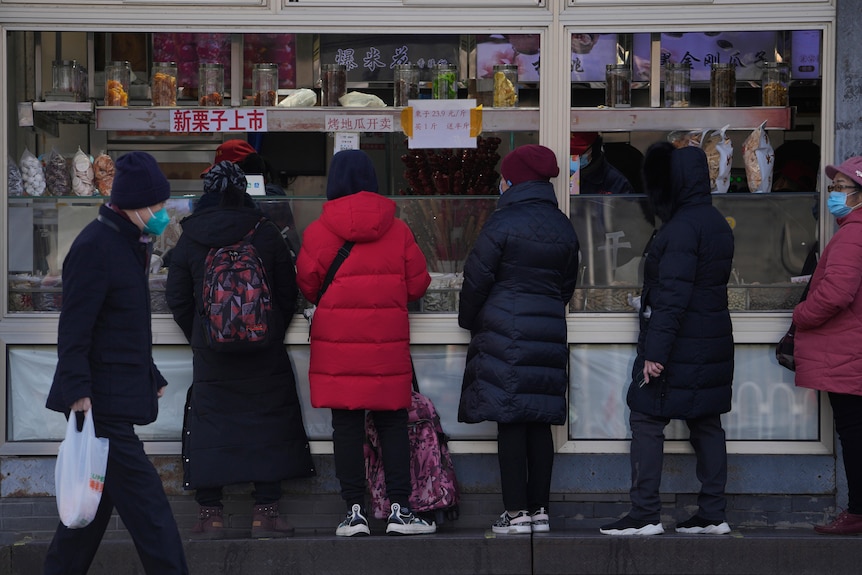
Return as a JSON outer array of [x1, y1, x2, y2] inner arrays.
[[828, 392, 862, 514], [497, 422, 554, 513], [44, 418, 188, 575], [331, 408, 411, 511], [628, 411, 727, 523]]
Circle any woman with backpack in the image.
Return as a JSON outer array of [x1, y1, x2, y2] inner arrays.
[[166, 160, 314, 539]]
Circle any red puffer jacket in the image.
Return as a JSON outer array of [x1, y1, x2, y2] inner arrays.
[[296, 191, 431, 410], [794, 207, 862, 396]]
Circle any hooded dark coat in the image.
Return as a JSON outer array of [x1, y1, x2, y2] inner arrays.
[[627, 144, 735, 419], [165, 202, 313, 490], [457, 180, 580, 425]]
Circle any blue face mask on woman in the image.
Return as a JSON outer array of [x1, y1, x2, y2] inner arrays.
[[142, 207, 170, 236], [827, 190, 858, 218]]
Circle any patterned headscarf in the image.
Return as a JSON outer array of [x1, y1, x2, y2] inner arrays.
[[203, 160, 247, 195]]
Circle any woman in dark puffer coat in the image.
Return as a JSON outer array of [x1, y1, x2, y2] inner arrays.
[[166, 161, 313, 539], [600, 143, 734, 537], [458, 145, 580, 535]]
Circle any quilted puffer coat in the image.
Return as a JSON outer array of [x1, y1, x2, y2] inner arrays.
[[626, 145, 735, 419], [794, 207, 862, 396], [457, 181, 580, 425], [296, 191, 430, 411]]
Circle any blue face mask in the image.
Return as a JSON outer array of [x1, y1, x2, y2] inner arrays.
[[142, 207, 170, 236], [828, 191, 857, 218]]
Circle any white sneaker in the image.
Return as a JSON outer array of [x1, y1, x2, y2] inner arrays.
[[385, 503, 437, 535], [492, 510, 532, 534], [531, 507, 550, 533], [335, 504, 370, 537]]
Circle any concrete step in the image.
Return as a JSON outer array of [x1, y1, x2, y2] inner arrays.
[[3, 527, 859, 575]]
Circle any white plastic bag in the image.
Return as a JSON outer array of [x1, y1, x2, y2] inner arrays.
[[55, 409, 109, 529]]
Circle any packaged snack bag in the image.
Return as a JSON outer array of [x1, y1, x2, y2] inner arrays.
[[743, 120, 775, 193]]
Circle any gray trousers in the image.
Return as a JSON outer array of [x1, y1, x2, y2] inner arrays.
[[628, 410, 728, 523]]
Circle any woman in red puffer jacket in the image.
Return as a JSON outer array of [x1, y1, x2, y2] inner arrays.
[[296, 149, 433, 537]]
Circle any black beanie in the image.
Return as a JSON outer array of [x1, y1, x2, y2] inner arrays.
[[326, 150, 379, 201], [111, 152, 171, 210]]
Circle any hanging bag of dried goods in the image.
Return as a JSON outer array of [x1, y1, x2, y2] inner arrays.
[[44, 147, 72, 197], [20, 148, 46, 197], [71, 147, 96, 196], [8, 154, 25, 196], [703, 125, 733, 194], [742, 120, 775, 193], [93, 153, 115, 196]]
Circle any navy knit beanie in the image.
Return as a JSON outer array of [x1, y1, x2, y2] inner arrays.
[[111, 151, 171, 209], [326, 150, 379, 201]]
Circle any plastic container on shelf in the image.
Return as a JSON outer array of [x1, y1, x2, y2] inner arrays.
[[492, 64, 519, 107], [104, 61, 130, 107], [198, 63, 224, 106], [664, 62, 691, 108], [710, 62, 736, 107], [433, 64, 458, 100], [252, 63, 278, 107], [393, 64, 419, 106], [762, 62, 790, 106], [150, 61, 177, 107], [605, 64, 631, 108], [52, 60, 79, 95], [321, 64, 346, 106]]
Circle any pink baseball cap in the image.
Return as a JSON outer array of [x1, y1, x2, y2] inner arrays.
[[825, 156, 862, 188]]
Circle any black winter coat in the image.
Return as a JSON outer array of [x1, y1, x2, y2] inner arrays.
[[458, 181, 580, 425], [166, 205, 313, 489], [47, 205, 167, 423], [627, 146, 734, 419]]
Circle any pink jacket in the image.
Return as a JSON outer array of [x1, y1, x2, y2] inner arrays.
[[794, 208, 862, 396], [296, 192, 430, 411]]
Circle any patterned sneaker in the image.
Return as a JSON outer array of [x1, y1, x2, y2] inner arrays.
[[814, 510, 862, 535], [530, 508, 550, 533], [386, 503, 437, 535], [599, 515, 664, 536], [492, 510, 532, 534], [335, 504, 370, 537], [675, 514, 731, 535]]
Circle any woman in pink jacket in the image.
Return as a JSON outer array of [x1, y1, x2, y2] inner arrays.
[[794, 155, 862, 535], [296, 149, 434, 537]]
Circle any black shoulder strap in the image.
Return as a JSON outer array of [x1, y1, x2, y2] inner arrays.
[[316, 240, 355, 303]]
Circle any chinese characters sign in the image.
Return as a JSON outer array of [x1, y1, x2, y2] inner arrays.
[[407, 100, 477, 150], [170, 109, 267, 133], [324, 115, 395, 132]]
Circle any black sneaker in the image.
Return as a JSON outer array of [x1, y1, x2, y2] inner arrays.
[[385, 503, 436, 535], [675, 514, 731, 534], [492, 510, 532, 534], [335, 504, 370, 537], [599, 515, 664, 536]]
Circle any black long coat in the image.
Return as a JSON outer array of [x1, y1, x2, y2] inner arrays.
[[458, 181, 580, 425], [627, 146, 735, 419], [47, 204, 166, 423], [166, 203, 313, 489]]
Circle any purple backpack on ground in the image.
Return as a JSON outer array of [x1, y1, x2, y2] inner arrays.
[[364, 370, 460, 523]]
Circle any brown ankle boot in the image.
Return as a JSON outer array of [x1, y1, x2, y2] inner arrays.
[[190, 506, 225, 539], [252, 503, 295, 538]]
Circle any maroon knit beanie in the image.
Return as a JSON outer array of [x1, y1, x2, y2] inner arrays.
[[500, 145, 560, 186]]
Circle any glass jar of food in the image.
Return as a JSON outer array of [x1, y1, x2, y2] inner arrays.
[[52, 60, 79, 95], [710, 63, 736, 107], [605, 64, 631, 108], [104, 61, 130, 107], [321, 64, 347, 106], [151, 62, 177, 107], [252, 63, 279, 107], [492, 64, 519, 107], [664, 62, 691, 108], [762, 62, 790, 106], [433, 64, 458, 100], [198, 63, 224, 106], [393, 64, 419, 106]]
